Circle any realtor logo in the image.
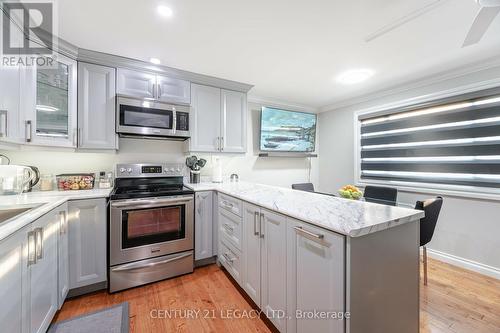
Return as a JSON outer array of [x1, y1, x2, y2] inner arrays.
[[2, 1, 53, 55]]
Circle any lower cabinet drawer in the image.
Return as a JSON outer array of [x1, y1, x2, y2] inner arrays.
[[219, 239, 242, 284], [219, 193, 243, 217], [219, 209, 242, 250]]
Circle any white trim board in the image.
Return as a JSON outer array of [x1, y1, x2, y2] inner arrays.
[[247, 95, 319, 113], [425, 247, 500, 280]]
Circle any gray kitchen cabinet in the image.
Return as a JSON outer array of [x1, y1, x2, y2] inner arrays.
[[68, 198, 107, 289], [0, 205, 63, 333], [190, 83, 221, 152], [286, 218, 345, 333], [29, 207, 60, 333], [0, 63, 21, 144], [20, 53, 78, 148], [57, 203, 69, 308], [212, 192, 219, 256], [241, 203, 287, 332], [242, 203, 261, 305], [157, 75, 191, 105], [221, 89, 247, 153], [260, 209, 287, 332], [116, 68, 155, 99], [0, 22, 24, 145], [0, 226, 28, 333], [189, 83, 247, 153], [78, 62, 117, 149], [195, 191, 213, 261], [117, 68, 190, 104]]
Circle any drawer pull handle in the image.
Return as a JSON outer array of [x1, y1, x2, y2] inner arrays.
[[294, 226, 324, 240], [223, 253, 236, 262], [223, 224, 234, 233], [223, 201, 234, 208]]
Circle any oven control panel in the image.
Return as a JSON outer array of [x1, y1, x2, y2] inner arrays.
[[116, 163, 184, 178]]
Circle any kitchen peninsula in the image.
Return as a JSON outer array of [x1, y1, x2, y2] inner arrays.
[[186, 181, 424, 333]]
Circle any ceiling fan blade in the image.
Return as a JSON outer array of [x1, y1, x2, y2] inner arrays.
[[463, 6, 500, 47]]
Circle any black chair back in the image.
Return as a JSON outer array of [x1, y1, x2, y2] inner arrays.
[[416, 197, 443, 247], [292, 183, 315, 192], [363, 185, 398, 206]]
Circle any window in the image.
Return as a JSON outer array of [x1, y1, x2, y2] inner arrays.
[[356, 88, 500, 194]]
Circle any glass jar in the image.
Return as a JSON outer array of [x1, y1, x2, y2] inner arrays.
[[40, 174, 55, 191]]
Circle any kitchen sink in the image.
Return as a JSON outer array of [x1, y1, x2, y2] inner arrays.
[[0, 204, 43, 224]]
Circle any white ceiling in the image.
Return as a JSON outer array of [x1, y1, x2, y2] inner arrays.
[[56, 0, 500, 109]]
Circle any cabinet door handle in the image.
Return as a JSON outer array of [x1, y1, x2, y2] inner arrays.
[[221, 137, 224, 151], [294, 226, 324, 240], [158, 83, 162, 98], [27, 231, 36, 266], [216, 136, 220, 151], [0, 110, 7, 137], [152, 82, 157, 99], [35, 227, 43, 260], [260, 212, 264, 238], [254, 211, 259, 236], [25, 120, 32, 142]]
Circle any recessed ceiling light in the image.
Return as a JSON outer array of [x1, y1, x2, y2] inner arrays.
[[150, 58, 161, 65], [157, 5, 173, 17], [336, 69, 374, 85]]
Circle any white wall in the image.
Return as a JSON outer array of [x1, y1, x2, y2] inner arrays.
[[1, 101, 319, 189], [318, 62, 500, 278]]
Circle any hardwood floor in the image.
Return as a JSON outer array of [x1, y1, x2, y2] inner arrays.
[[420, 258, 500, 333], [54, 258, 500, 333]]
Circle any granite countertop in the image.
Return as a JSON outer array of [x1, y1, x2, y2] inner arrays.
[[185, 181, 424, 237], [0, 189, 111, 242]]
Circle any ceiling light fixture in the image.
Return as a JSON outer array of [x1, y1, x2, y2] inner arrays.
[[150, 58, 161, 65], [157, 5, 173, 17], [336, 69, 374, 85]]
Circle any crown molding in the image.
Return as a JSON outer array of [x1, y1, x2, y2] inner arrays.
[[247, 95, 319, 113], [319, 55, 500, 113]]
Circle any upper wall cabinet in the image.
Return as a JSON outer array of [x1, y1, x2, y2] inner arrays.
[[20, 54, 78, 148], [221, 89, 247, 153], [190, 83, 247, 153], [0, 22, 24, 145], [157, 75, 191, 105], [116, 68, 190, 105], [77, 62, 117, 149]]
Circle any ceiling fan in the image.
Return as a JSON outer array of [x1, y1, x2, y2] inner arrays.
[[364, 0, 500, 47], [463, 0, 500, 46]]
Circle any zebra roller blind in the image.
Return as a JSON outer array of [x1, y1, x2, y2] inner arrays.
[[358, 91, 500, 189]]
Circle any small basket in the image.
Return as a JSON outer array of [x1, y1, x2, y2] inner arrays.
[[56, 173, 95, 191]]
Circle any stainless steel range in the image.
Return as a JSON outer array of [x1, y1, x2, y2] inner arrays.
[[108, 163, 194, 293]]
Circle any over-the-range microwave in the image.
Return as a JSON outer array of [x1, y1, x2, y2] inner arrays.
[[116, 97, 190, 140]]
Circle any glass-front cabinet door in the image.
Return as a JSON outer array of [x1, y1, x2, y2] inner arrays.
[[21, 54, 77, 147]]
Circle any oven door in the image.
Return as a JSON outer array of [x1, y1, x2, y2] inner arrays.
[[110, 195, 194, 266], [117, 97, 175, 137]]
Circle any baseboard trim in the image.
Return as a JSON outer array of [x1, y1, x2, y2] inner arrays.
[[425, 248, 500, 280]]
